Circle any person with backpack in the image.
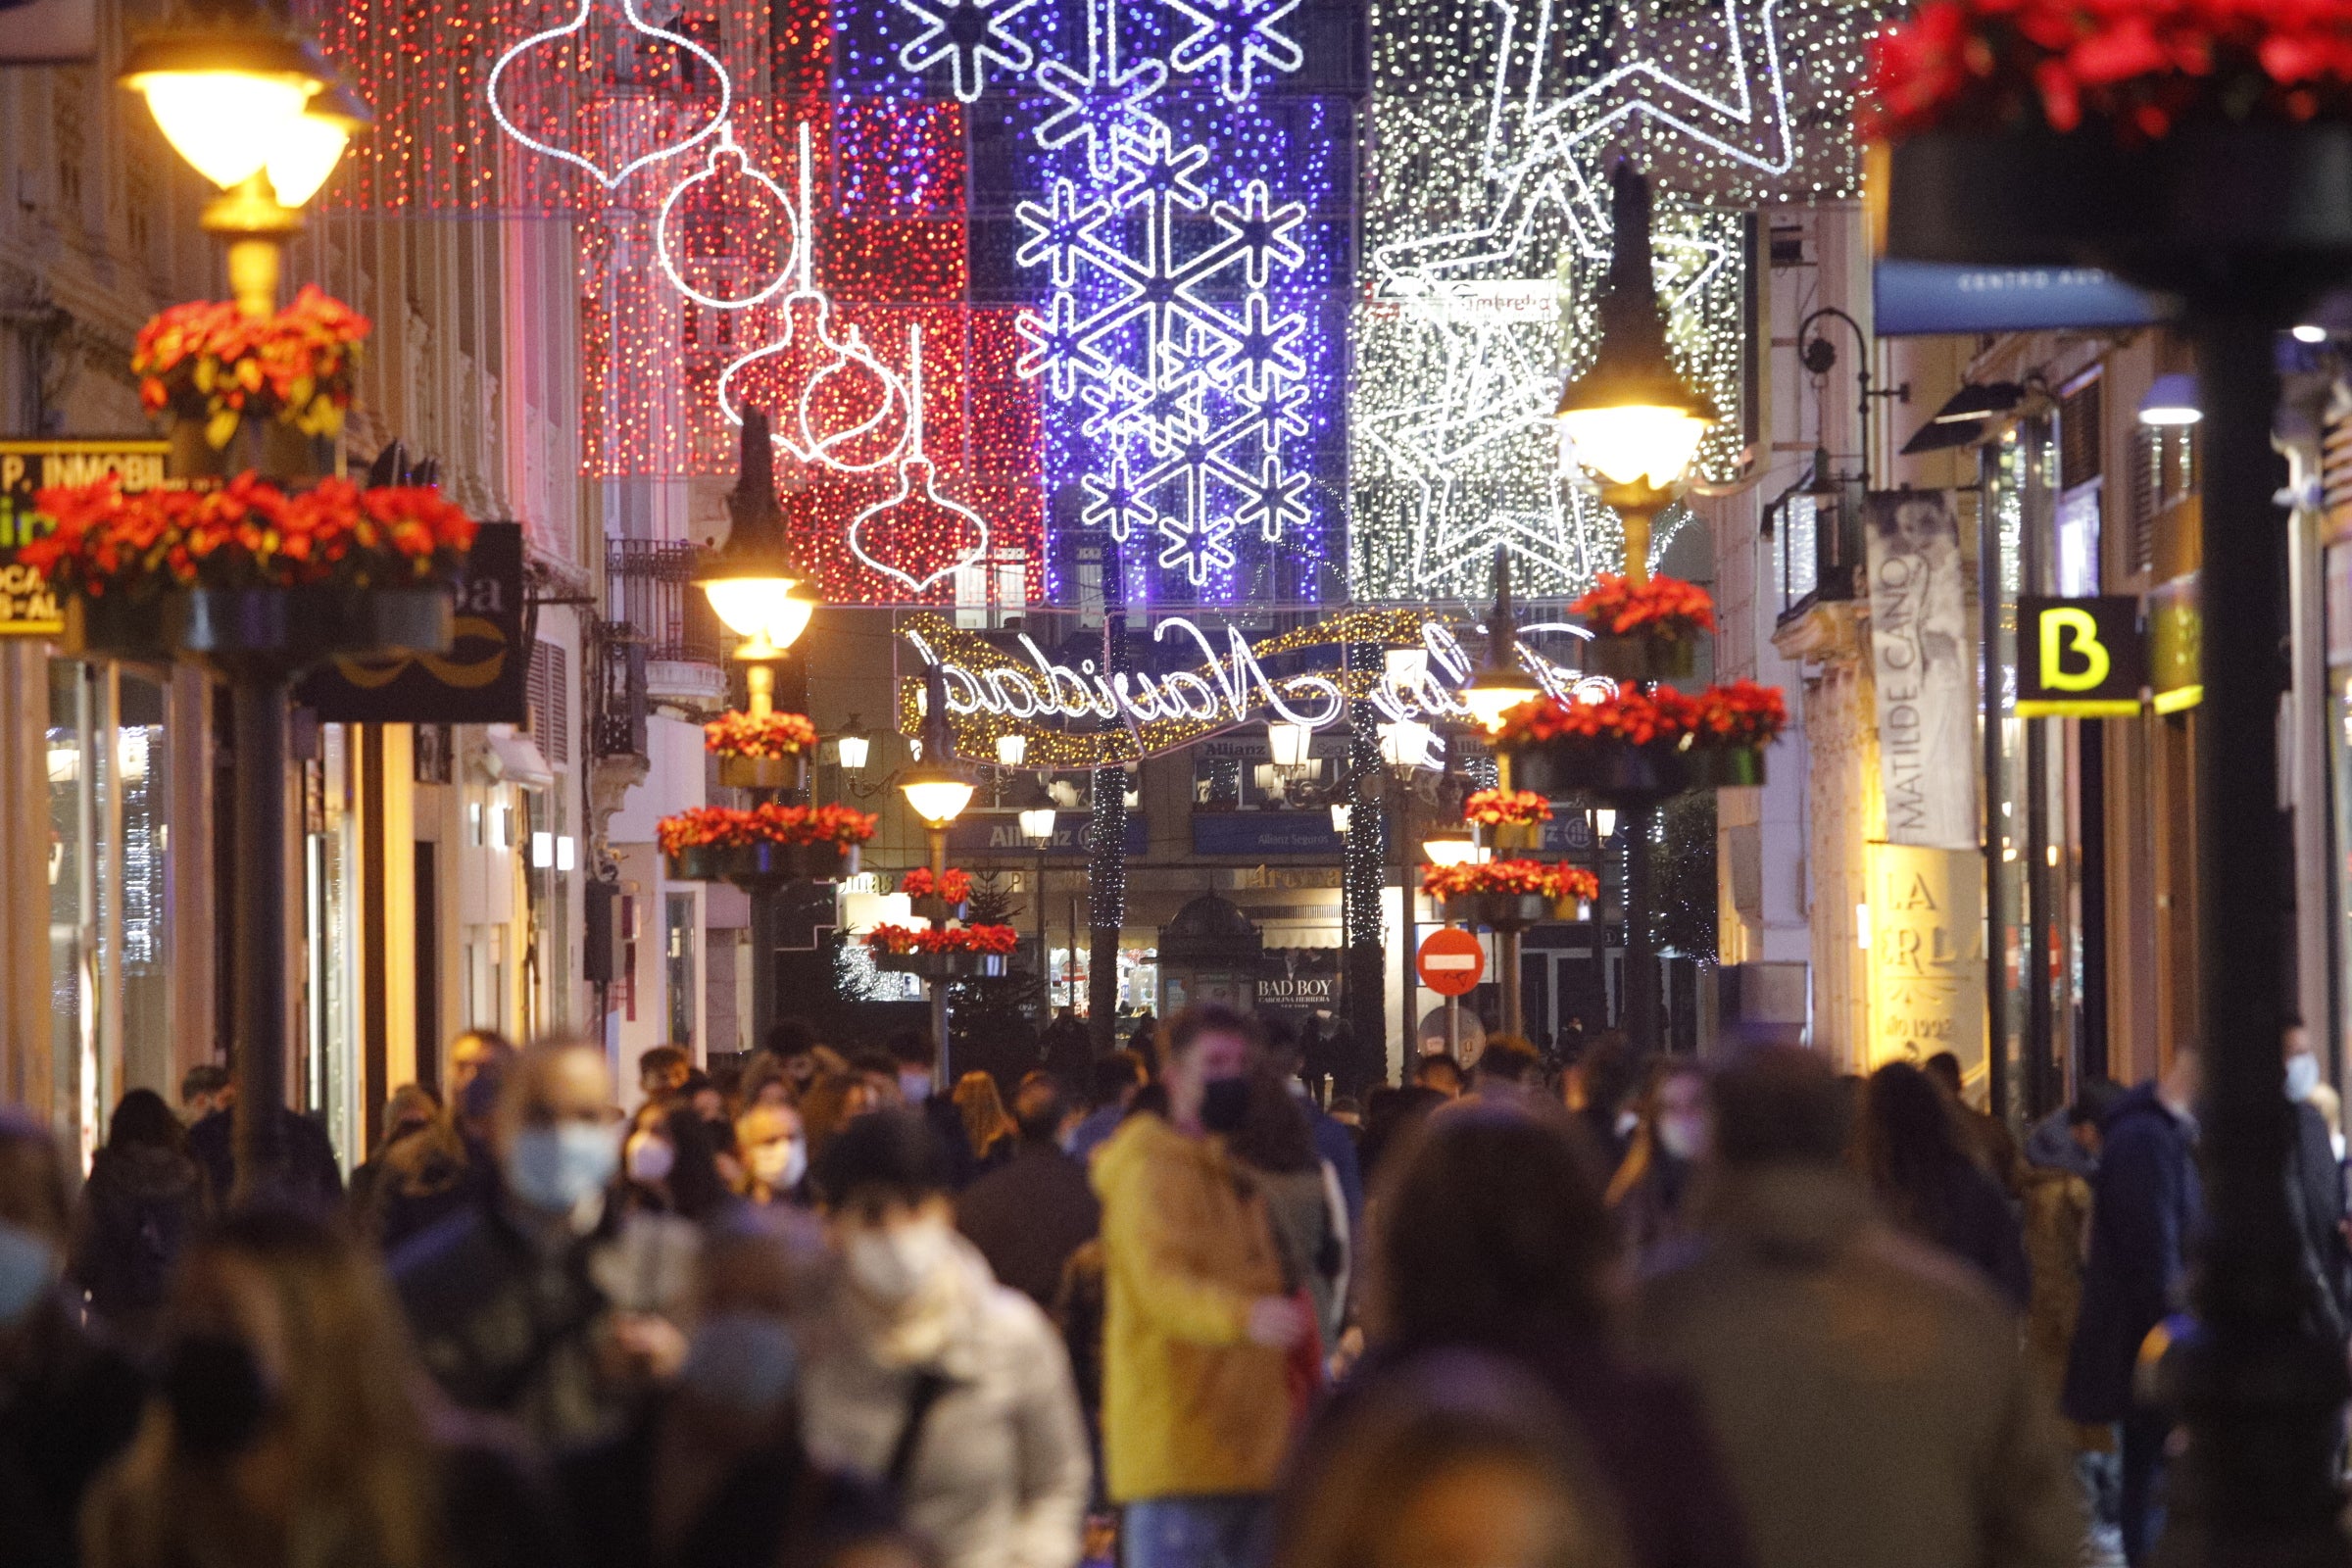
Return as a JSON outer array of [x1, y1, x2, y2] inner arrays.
[[800, 1109, 1091, 1568], [70, 1090, 208, 1350]]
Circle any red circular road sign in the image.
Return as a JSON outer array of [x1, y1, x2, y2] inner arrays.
[[1417, 927, 1486, 997]]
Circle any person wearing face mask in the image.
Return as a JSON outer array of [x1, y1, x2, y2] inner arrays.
[[0, 1107, 147, 1568], [1091, 1004, 1311, 1568], [801, 1109, 1091, 1568], [561, 1215, 922, 1568], [1604, 1062, 1707, 1259], [81, 1207, 565, 1568], [736, 1101, 811, 1206], [621, 1103, 735, 1223], [392, 1038, 700, 1446], [2280, 1019, 2352, 1348], [886, 1029, 980, 1190]]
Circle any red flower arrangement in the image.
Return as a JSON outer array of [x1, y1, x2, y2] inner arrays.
[[705, 710, 818, 759], [656, 803, 877, 858], [1422, 859, 1599, 904], [1497, 682, 1788, 753], [22, 474, 475, 600], [1691, 681, 1790, 749], [901, 866, 974, 904], [1495, 688, 1697, 750], [865, 923, 1020, 956], [134, 286, 370, 447], [1569, 573, 1717, 640], [1861, 0, 2352, 144], [1462, 788, 1553, 827]]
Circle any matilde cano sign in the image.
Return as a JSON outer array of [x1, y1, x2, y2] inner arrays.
[[898, 611, 1613, 767]]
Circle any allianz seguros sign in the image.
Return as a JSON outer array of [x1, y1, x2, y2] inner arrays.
[[2016, 596, 2145, 718], [0, 440, 172, 637]]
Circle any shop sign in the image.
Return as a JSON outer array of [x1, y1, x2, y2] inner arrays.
[[1864, 843, 1986, 1072], [1863, 490, 1978, 851], [1873, 260, 2167, 337], [0, 440, 172, 637], [944, 810, 1147, 858], [299, 522, 526, 723], [2016, 596, 2145, 717], [1193, 810, 1345, 857], [1257, 949, 1340, 1010], [2148, 574, 2201, 714]]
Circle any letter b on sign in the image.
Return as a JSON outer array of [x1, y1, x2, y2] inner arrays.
[[2039, 607, 2110, 692], [2017, 596, 2143, 717]]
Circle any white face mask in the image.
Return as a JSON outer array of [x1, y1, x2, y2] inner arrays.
[[749, 1137, 806, 1190], [1656, 1113, 1706, 1162], [2287, 1052, 2321, 1103], [847, 1219, 954, 1303], [625, 1133, 675, 1185]]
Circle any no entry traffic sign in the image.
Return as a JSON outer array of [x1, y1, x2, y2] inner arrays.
[[1417, 927, 1485, 997]]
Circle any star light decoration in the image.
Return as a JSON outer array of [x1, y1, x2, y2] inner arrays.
[[1351, 0, 1886, 602]]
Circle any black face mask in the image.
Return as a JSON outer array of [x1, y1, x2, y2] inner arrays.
[[1200, 1076, 1250, 1135], [164, 1335, 274, 1459]]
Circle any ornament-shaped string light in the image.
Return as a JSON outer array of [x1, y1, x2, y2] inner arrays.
[[849, 325, 990, 593], [717, 120, 912, 474]]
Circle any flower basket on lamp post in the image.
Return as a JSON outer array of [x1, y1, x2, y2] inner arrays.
[[716, 755, 807, 792], [873, 951, 1006, 980], [706, 710, 817, 794], [1507, 737, 1690, 806], [658, 804, 876, 890], [1422, 860, 1598, 1037]]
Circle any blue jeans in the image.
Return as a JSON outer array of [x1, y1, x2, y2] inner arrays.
[[1121, 1495, 1274, 1568]]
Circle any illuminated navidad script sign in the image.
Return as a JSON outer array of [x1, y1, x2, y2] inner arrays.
[[899, 610, 1612, 767]]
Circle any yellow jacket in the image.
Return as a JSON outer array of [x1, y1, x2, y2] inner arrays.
[[1091, 1112, 1291, 1502]]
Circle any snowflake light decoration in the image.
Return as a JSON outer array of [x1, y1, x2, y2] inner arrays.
[[896, 0, 1042, 101]]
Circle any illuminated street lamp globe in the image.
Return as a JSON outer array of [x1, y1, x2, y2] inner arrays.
[[901, 765, 975, 828], [1459, 547, 1543, 738], [1266, 719, 1313, 772], [1019, 804, 1057, 844], [1378, 718, 1436, 773], [120, 13, 329, 191], [997, 732, 1029, 767], [1553, 163, 1720, 583], [700, 410, 817, 660], [1421, 826, 1482, 867]]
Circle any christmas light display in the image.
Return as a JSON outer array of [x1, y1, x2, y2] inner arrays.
[[848, 326, 991, 591], [485, 0, 732, 189], [655, 122, 798, 310], [896, 0, 1039, 100], [1350, 0, 1881, 602]]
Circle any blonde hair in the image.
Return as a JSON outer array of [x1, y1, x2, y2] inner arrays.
[[954, 1071, 1016, 1159], [82, 1211, 443, 1568]]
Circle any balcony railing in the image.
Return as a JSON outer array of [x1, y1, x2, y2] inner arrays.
[[605, 538, 725, 666]]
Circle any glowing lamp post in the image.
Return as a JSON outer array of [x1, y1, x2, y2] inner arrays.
[[698, 411, 816, 725], [120, 6, 369, 318], [1552, 164, 1720, 587], [1551, 163, 1716, 1052], [1019, 795, 1056, 1022], [903, 664, 975, 1075], [1458, 548, 1544, 797]]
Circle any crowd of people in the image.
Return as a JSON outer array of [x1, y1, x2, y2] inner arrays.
[[0, 1004, 2323, 1568]]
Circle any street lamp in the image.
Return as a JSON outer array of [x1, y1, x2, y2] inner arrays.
[[1458, 548, 1544, 746], [903, 664, 974, 1075], [697, 412, 818, 674], [120, 6, 369, 318], [1377, 718, 1436, 773], [1551, 162, 1716, 1053], [996, 732, 1029, 767], [835, 723, 871, 772], [1420, 826, 1482, 866], [1552, 163, 1720, 585], [1019, 791, 1056, 1026], [1267, 719, 1314, 772], [1330, 802, 1351, 834]]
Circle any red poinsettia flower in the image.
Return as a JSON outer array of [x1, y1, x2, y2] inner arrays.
[[1569, 573, 1717, 639], [657, 803, 878, 858], [1421, 858, 1599, 904], [1462, 788, 1553, 827], [1689, 681, 1790, 749], [22, 474, 475, 599], [133, 286, 369, 447], [901, 866, 974, 904], [864, 921, 1018, 956], [705, 710, 819, 759], [1861, 0, 2352, 144]]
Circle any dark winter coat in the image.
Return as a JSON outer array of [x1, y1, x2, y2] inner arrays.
[[186, 1104, 344, 1217], [70, 1142, 208, 1344], [2063, 1083, 2201, 1424], [0, 1297, 147, 1568], [958, 1142, 1102, 1309], [1889, 1154, 2032, 1310], [2288, 1100, 2351, 1341]]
